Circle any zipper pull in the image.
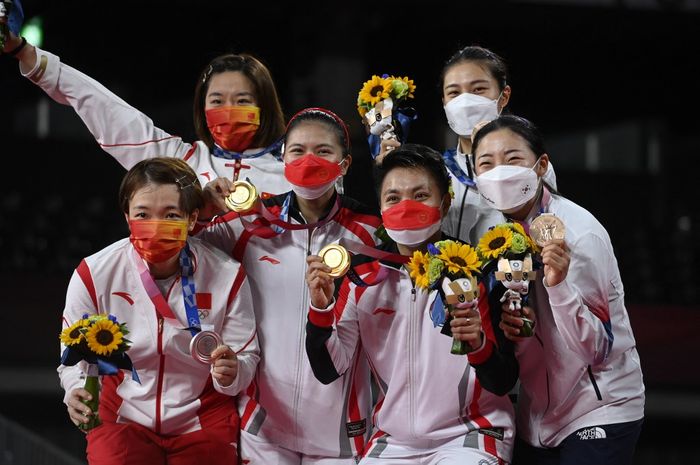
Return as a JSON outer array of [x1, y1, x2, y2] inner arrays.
[[411, 287, 416, 302], [158, 318, 164, 334]]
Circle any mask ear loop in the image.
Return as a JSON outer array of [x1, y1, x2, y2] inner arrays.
[[495, 87, 506, 115]]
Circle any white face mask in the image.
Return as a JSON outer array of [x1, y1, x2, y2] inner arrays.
[[542, 162, 557, 191], [475, 161, 540, 212], [444, 92, 500, 137], [291, 180, 337, 200], [385, 222, 442, 247]]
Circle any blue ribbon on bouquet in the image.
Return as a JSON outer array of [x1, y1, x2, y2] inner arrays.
[[61, 347, 141, 384]]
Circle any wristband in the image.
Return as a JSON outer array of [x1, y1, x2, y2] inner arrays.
[[7, 36, 27, 56]]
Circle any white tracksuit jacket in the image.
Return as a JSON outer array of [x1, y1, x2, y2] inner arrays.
[[58, 237, 259, 436], [196, 192, 382, 457], [20, 47, 290, 195], [305, 240, 517, 463], [508, 193, 645, 447]]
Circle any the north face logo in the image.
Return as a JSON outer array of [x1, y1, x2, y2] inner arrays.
[[576, 426, 606, 440]]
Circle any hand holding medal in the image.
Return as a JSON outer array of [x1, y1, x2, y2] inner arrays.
[[190, 330, 238, 386], [530, 213, 570, 287], [224, 180, 260, 213], [209, 343, 238, 388]]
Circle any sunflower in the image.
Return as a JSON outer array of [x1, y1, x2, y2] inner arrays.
[[437, 241, 481, 276], [358, 75, 392, 107], [408, 250, 431, 289], [85, 318, 124, 356], [478, 226, 514, 260], [60, 320, 88, 346]]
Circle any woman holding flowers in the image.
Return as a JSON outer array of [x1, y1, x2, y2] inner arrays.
[[466, 115, 645, 465], [305, 144, 517, 464], [58, 158, 259, 465]]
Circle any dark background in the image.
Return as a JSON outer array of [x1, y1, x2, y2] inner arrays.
[[1, 0, 699, 463]]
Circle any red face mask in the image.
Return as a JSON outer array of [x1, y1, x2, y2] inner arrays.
[[284, 154, 342, 187], [206, 106, 260, 152], [381, 200, 442, 246], [382, 200, 441, 230], [129, 220, 189, 264]]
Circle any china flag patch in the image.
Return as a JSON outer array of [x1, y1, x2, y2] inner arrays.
[[196, 293, 212, 309]]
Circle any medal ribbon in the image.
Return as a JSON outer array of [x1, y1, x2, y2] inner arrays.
[[211, 137, 284, 161], [337, 238, 410, 288], [132, 242, 201, 337], [442, 148, 476, 187], [511, 185, 552, 235], [237, 192, 341, 238]]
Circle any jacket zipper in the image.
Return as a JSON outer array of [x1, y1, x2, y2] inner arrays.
[[408, 279, 416, 438], [154, 277, 177, 435], [587, 365, 603, 401], [292, 226, 317, 449], [155, 315, 165, 434]]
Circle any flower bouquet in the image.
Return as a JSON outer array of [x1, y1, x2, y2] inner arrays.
[[60, 314, 138, 430], [0, 0, 23, 51], [407, 240, 481, 355], [357, 74, 417, 159], [476, 223, 539, 337]]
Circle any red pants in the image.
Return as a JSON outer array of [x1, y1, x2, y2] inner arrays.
[[85, 415, 238, 465]]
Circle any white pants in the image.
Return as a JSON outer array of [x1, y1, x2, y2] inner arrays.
[[360, 432, 504, 465], [240, 429, 359, 465]]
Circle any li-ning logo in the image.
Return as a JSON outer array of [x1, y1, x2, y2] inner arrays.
[[258, 255, 281, 265], [576, 426, 606, 440], [112, 292, 134, 305]]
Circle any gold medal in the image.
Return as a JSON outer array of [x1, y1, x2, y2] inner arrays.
[[224, 180, 259, 213], [529, 213, 565, 247], [189, 330, 223, 364], [318, 244, 350, 278]]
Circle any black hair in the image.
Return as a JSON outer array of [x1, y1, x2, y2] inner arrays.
[[119, 158, 203, 214], [440, 45, 509, 92], [471, 115, 547, 159], [285, 107, 350, 156], [375, 143, 451, 198]]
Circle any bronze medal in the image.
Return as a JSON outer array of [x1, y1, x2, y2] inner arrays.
[[529, 213, 565, 247]]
